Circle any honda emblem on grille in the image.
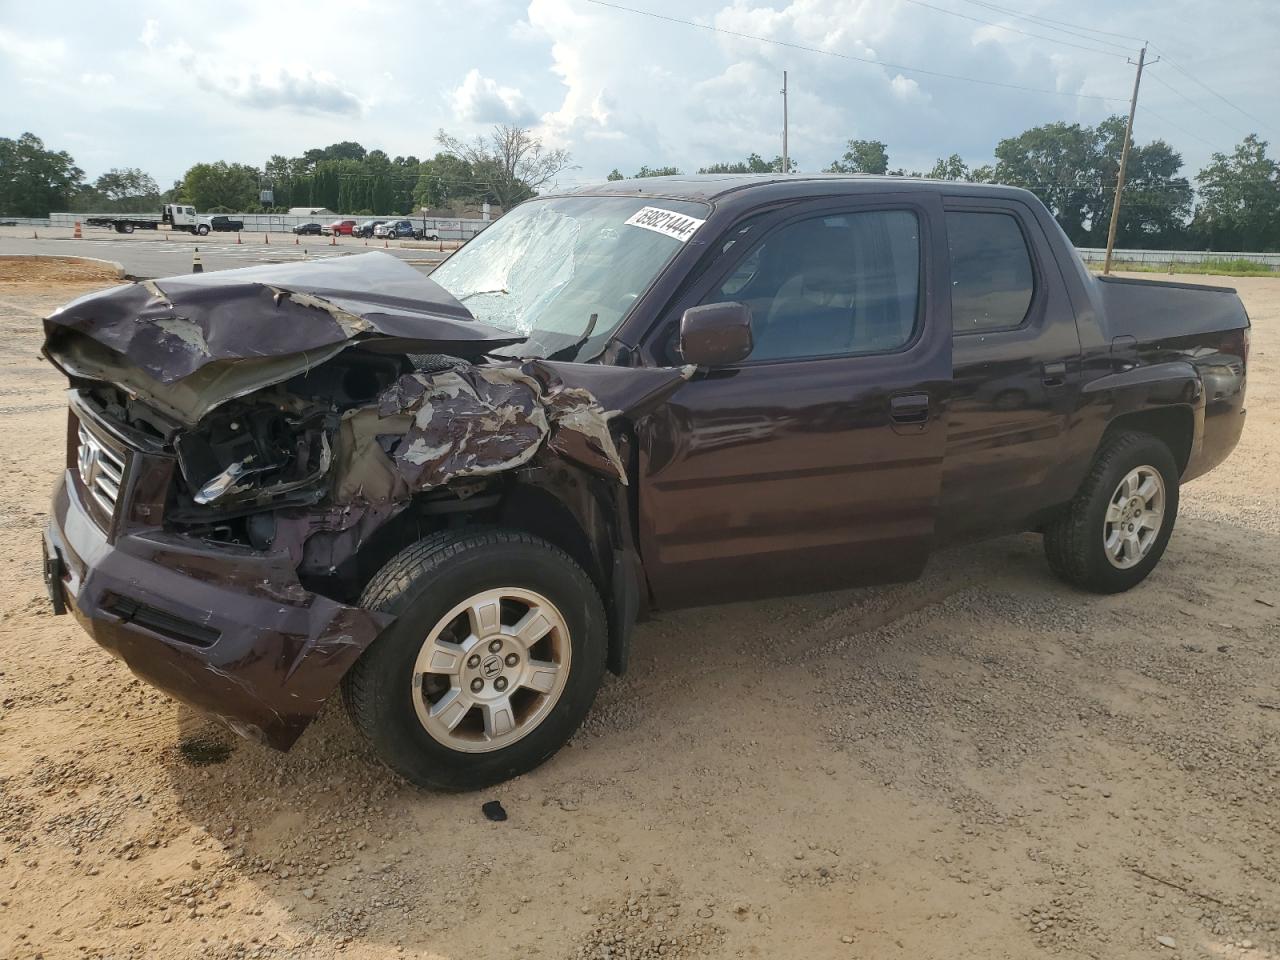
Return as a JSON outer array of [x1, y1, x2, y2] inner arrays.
[[78, 432, 101, 489]]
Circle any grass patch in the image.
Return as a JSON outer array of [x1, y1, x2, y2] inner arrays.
[[1088, 257, 1278, 277]]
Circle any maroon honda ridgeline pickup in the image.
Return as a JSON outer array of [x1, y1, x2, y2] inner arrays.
[[42, 176, 1248, 789]]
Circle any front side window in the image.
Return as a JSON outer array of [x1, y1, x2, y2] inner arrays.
[[947, 211, 1035, 333], [710, 210, 921, 362], [432, 195, 710, 361]]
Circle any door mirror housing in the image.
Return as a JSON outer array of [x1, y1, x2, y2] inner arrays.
[[679, 302, 754, 367]]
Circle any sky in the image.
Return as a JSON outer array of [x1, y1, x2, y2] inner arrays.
[[1, 0, 1276, 192]]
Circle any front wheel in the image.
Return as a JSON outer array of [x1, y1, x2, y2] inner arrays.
[[1043, 431, 1180, 593], [343, 528, 607, 790], [196, 224, 210, 236]]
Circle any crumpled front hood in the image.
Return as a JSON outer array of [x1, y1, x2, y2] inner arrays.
[[42, 252, 525, 426], [44, 251, 521, 382]]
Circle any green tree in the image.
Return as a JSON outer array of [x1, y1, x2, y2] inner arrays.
[[826, 139, 889, 175], [993, 117, 1194, 247], [413, 152, 485, 209], [301, 141, 367, 167], [436, 125, 573, 209], [0, 132, 85, 216], [1093, 118, 1192, 248], [634, 165, 681, 178], [608, 165, 681, 179], [994, 121, 1106, 243], [927, 154, 970, 181], [179, 161, 261, 211], [1193, 134, 1280, 251], [95, 167, 158, 202], [263, 154, 294, 208], [698, 153, 793, 174], [390, 154, 420, 213]]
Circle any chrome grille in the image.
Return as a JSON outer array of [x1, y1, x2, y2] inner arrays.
[[77, 423, 126, 517]]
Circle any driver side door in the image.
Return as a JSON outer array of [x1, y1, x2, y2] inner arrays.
[[635, 194, 952, 609]]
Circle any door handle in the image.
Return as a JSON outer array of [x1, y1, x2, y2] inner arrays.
[[1042, 361, 1067, 387], [890, 393, 930, 425]]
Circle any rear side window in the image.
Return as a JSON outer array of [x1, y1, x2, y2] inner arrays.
[[710, 209, 921, 361], [947, 211, 1034, 333]]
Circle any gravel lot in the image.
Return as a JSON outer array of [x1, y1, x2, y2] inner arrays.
[[0, 264, 1276, 960]]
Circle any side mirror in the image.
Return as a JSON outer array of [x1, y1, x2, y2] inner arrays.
[[679, 302, 753, 367]]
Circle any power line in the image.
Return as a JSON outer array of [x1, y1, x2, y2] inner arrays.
[[584, 0, 1128, 103], [1152, 52, 1274, 136], [952, 0, 1145, 48], [1145, 72, 1247, 139], [1141, 105, 1220, 150], [952, 0, 1272, 138], [899, 0, 1129, 59]]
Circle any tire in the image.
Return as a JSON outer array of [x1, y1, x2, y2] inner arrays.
[[196, 224, 209, 236], [1043, 430, 1180, 593], [343, 528, 608, 790], [122, 223, 134, 234]]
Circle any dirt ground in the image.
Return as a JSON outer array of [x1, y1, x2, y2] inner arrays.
[[0, 263, 1276, 960], [0, 256, 122, 285]]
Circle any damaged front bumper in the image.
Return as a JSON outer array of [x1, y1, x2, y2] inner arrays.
[[44, 467, 391, 749]]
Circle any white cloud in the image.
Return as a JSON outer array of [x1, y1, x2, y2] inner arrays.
[[449, 69, 536, 125], [194, 66, 364, 117], [139, 18, 160, 49], [0, 26, 67, 73], [890, 73, 924, 101], [0, 0, 1265, 188]]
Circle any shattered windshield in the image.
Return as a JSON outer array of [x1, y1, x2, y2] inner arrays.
[[430, 195, 710, 361]]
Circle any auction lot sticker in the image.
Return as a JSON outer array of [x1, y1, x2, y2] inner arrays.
[[624, 206, 706, 242]]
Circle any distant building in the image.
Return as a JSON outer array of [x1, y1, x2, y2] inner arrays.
[[287, 207, 337, 218]]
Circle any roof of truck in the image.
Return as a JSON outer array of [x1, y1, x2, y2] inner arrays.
[[562, 173, 1038, 205]]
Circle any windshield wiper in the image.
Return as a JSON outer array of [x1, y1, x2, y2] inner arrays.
[[459, 287, 508, 302], [543, 313, 598, 363]]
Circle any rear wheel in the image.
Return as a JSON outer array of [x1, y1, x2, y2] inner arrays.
[[1043, 431, 1179, 593], [122, 223, 134, 234], [343, 528, 607, 790]]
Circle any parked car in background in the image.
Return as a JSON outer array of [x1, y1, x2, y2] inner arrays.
[[373, 221, 395, 238], [324, 219, 357, 236], [292, 222, 323, 236], [196, 215, 243, 236], [355, 219, 388, 239], [384, 220, 418, 239]]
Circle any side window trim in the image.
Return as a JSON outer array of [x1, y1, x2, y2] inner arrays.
[[943, 200, 1046, 338], [697, 202, 929, 367]]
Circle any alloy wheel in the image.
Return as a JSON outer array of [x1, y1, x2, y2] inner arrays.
[[1103, 465, 1165, 569], [411, 587, 571, 753]]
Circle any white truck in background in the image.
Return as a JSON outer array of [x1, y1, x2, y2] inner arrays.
[[86, 204, 243, 236]]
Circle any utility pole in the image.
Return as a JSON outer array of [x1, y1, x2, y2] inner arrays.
[[781, 71, 789, 175], [1103, 44, 1156, 274]]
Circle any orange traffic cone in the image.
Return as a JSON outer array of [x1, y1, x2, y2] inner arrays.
[[383, 238, 388, 248], [192, 247, 203, 274], [264, 233, 269, 245], [32, 230, 37, 239], [73, 221, 82, 239], [330, 234, 336, 246], [294, 235, 299, 245], [236, 232, 242, 244]]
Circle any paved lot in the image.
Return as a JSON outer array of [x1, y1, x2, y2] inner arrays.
[[0, 227, 452, 277], [0, 269, 1276, 960]]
